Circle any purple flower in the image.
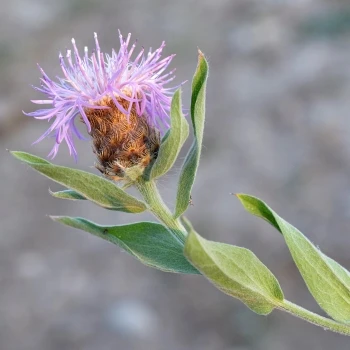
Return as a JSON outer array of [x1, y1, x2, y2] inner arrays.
[[26, 31, 179, 160]]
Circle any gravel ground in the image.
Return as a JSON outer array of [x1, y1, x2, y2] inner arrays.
[[2, 0, 350, 349]]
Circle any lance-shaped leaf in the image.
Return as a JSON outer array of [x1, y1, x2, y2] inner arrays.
[[184, 222, 284, 315], [11, 151, 147, 213], [52, 216, 199, 274], [49, 189, 86, 201], [9, 151, 51, 165], [147, 89, 189, 180], [175, 51, 208, 218], [237, 194, 350, 324]]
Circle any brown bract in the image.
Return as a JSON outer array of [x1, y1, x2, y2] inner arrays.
[[84, 97, 160, 181]]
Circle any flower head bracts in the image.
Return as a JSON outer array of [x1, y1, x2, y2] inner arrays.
[[26, 31, 178, 159]]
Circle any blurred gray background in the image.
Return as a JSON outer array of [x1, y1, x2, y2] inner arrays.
[[2, 0, 350, 349]]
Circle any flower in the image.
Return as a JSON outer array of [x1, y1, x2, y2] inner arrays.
[[26, 31, 179, 179]]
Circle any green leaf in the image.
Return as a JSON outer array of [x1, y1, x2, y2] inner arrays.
[[52, 216, 199, 274], [10, 151, 51, 165], [184, 222, 284, 315], [147, 89, 189, 180], [49, 189, 86, 201], [237, 193, 350, 324], [11, 151, 147, 213], [175, 51, 208, 218]]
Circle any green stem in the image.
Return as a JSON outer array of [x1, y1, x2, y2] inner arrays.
[[277, 300, 350, 336], [136, 179, 187, 245]]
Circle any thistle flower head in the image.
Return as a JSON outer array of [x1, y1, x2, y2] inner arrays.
[[26, 31, 180, 179]]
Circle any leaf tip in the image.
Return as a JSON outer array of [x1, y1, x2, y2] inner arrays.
[[235, 193, 257, 203], [9, 150, 19, 158], [197, 49, 208, 64], [234, 193, 247, 204], [10, 151, 31, 164], [49, 215, 61, 222]]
